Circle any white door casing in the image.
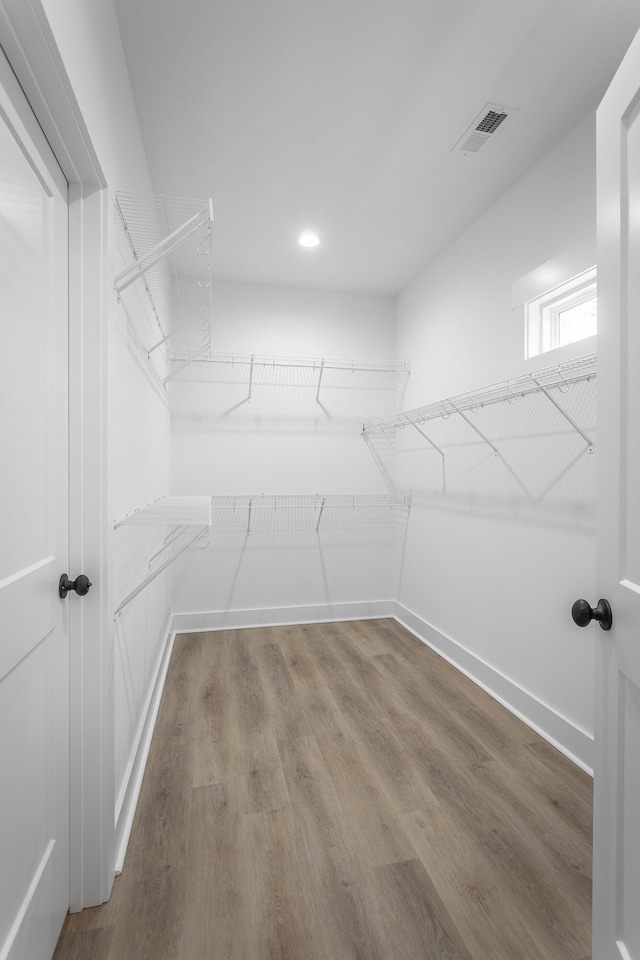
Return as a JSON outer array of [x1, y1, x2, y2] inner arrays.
[[595, 26, 640, 960], [0, 45, 70, 960]]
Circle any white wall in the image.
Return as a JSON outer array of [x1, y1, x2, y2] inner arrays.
[[39, 0, 174, 855], [395, 111, 597, 769], [170, 280, 405, 624]]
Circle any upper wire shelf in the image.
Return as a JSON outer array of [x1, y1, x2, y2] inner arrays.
[[363, 353, 597, 445], [164, 349, 409, 399], [112, 192, 214, 357]]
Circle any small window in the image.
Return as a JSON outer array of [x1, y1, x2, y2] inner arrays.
[[525, 267, 596, 358]]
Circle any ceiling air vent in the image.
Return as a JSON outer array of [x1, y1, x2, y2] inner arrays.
[[452, 103, 518, 156]]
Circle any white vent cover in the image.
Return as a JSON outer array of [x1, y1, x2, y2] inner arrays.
[[452, 103, 518, 156]]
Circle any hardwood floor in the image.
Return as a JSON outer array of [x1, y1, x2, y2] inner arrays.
[[54, 619, 592, 960]]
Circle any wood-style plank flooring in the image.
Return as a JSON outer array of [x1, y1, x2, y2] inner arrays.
[[54, 619, 593, 960]]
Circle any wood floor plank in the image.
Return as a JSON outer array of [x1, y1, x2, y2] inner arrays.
[[367, 858, 475, 960], [192, 632, 233, 787], [277, 632, 355, 746], [343, 617, 399, 657], [316, 733, 416, 868], [305, 627, 409, 737], [470, 752, 592, 916], [276, 735, 389, 959], [318, 623, 411, 727], [226, 637, 281, 777], [52, 927, 114, 960], [371, 652, 496, 767], [178, 782, 247, 960], [356, 721, 440, 813], [398, 806, 556, 960], [257, 641, 311, 741], [276, 734, 353, 872]]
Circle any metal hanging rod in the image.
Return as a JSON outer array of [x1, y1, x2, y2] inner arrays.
[[363, 352, 596, 438], [114, 525, 208, 617]]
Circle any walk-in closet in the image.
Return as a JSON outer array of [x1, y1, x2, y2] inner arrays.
[[3, 2, 640, 959]]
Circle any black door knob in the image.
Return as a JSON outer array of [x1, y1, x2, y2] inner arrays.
[[59, 573, 93, 599], [571, 598, 612, 631]]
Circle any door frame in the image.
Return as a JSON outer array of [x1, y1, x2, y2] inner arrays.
[[0, 2, 113, 910]]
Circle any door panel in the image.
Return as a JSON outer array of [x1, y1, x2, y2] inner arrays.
[[0, 44, 69, 960], [596, 26, 640, 960]]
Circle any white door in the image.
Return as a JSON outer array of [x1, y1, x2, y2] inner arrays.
[[0, 45, 70, 960], [594, 26, 640, 960]]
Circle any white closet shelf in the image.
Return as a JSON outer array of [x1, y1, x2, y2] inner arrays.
[[208, 493, 410, 510], [363, 352, 596, 442], [112, 192, 214, 358], [163, 349, 409, 393], [114, 496, 213, 529], [115, 493, 410, 530], [166, 350, 408, 374]]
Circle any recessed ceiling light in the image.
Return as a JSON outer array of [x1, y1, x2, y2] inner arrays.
[[298, 232, 321, 248]]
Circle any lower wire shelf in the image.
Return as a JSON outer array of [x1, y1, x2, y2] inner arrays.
[[113, 493, 411, 616]]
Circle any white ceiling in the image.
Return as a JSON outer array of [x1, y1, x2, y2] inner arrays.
[[114, 0, 640, 295]]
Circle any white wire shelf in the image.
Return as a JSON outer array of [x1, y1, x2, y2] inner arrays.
[[112, 192, 214, 357], [164, 349, 409, 401], [115, 493, 410, 531], [363, 353, 597, 447], [210, 494, 411, 533], [114, 496, 213, 529]]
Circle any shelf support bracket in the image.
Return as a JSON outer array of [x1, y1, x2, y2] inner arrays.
[[449, 400, 531, 498], [247, 498, 252, 536], [113, 206, 211, 297], [315, 497, 326, 532], [531, 378, 594, 452], [163, 342, 209, 386], [248, 354, 255, 401], [315, 360, 325, 404], [148, 306, 208, 357], [410, 421, 446, 494]]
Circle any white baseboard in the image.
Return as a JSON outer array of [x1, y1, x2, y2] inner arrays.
[[394, 602, 594, 775], [171, 599, 396, 634], [113, 619, 176, 875]]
